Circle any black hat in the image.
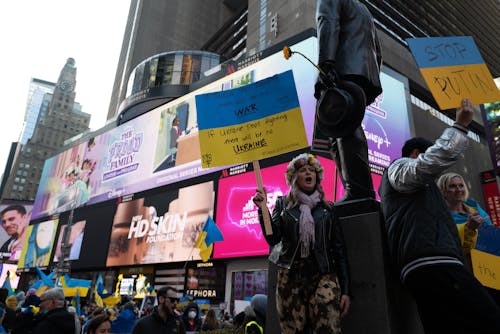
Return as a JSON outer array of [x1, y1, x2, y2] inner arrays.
[[315, 80, 366, 138]]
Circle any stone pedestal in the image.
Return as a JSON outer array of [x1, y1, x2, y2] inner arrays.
[[266, 199, 425, 334]]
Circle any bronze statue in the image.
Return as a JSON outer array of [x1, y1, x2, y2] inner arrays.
[[315, 0, 382, 201]]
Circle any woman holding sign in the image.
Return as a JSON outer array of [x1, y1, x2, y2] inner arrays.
[[253, 153, 350, 334]]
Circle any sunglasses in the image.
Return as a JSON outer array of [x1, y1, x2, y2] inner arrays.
[[166, 296, 179, 303]]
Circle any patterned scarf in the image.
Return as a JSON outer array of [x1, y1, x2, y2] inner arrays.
[[296, 190, 321, 257]]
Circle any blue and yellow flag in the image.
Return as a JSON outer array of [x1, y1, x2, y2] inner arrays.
[[406, 36, 500, 109], [195, 216, 224, 262], [195, 70, 308, 168]]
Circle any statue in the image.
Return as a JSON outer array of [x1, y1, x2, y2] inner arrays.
[[315, 0, 382, 201]]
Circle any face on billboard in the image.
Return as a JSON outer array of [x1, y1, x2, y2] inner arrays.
[[0, 203, 33, 261], [18, 219, 59, 269], [214, 157, 335, 259], [53, 220, 86, 262], [106, 181, 215, 266]]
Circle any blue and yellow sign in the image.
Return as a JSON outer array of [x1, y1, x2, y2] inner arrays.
[[195, 70, 308, 168], [471, 249, 500, 290], [406, 36, 500, 109]]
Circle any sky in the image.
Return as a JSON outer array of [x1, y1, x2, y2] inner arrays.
[[0, 1, 131, 176]]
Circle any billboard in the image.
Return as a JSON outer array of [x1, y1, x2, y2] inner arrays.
[[18, 219, 59, 269], [0, 263, 19, 289], [53, 220, 86, 262], [214, 156, 336, 259], [106, 181, 215, 266], [32, 36, 320, 220], [32, 34, 412, 222], [0, 202, 33, 261]]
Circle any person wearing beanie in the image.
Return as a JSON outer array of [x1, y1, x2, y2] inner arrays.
[[253, 153, 351, 333]]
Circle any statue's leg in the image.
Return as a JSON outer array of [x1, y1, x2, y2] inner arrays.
[[331, 127, 375, 202]]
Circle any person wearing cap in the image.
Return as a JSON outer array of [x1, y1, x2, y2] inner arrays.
[[315, 0, 382, 202], [33, 288, 74, 334], [132, 286, 185, 334], [110, 302, 137, 334], [253, 153, 350, 333]]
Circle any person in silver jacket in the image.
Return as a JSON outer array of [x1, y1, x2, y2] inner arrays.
[[379, 98, 500, 333]]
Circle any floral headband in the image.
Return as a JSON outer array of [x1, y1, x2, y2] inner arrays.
[[285, 153, 324, 185]]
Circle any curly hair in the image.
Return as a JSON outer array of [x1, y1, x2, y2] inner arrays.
[[284, 153, 329, 208]]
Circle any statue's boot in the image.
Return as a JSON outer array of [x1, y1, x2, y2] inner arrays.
[[331, 126, 375, 202]]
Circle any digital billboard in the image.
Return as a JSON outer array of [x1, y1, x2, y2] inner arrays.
[[32, 35, 412, 221], [0, 202, 33, 261], [214, 156, 336, 259], [32, 37, 319, 220], [106, 181, 215, 266], [0, 263, 19, 289], [53, 220, 86, 262], [18, 219, 59, 269]]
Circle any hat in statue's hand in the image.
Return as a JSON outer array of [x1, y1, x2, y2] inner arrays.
[[315, 80, 366, 138]]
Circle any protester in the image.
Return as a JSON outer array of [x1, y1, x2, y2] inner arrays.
[[68, 306, 82, 334], [33, 288, 75, 334], [0, 306, 7, 334], [86, 314, 111, 334], [437, 173, 493, 262], [379, 98, 500, 333], [110, 302, 137, 334], [0, 288, 15, 332], [182, 302, 201, 332], [131, 286, 184, 334], [253, 153, 350, 333], [243, 294, 267, 334], [201, 309, 220, 331]]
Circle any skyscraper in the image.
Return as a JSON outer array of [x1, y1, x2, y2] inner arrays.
[[1, 58, 91, 201], [19, 79, 56, 145]]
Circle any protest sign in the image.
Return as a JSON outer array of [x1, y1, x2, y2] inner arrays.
[[406, 36, 500, 109], [195, 70, 308, 168], [471, 249, 500, 290]]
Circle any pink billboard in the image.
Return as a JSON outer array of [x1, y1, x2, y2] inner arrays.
[[214, 157, 336, 259]]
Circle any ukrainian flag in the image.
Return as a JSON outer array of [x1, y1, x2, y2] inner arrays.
[[195, 216, 224, 262]]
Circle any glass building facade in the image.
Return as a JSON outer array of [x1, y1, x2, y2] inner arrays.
[[126, 51, 221, 98]]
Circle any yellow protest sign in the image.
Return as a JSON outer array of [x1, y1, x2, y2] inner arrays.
[[407, 36, 500, 109], [471, 249, 500, 290], [420, 64, 500, 110], [195, 70, 308, 168]]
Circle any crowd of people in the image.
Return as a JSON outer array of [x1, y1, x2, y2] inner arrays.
[[0, 285, 266, 334]]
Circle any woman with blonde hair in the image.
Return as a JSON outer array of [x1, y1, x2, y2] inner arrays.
[[437, 172, 493, 266]]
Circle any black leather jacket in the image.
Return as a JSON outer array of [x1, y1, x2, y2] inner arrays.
[[259, 196, 350, 296]]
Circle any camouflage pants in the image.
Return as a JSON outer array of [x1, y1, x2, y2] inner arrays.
[[276, 264, 342, 334]]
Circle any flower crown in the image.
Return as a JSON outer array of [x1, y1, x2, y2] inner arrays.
[[285, 153, 324, 185]]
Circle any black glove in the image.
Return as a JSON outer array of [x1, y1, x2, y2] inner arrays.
[[314, 61, 338, 100]]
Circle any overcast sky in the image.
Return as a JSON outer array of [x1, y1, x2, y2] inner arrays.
[[0, 1, 131, 178]]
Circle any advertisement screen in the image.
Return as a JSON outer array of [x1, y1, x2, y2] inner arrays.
[[184, 265, 226, 299], [53, 220, 86, 262], [0, 263, 19, 289], [18, 219, 59, 269], [214, 156, 336, 259], [32, 36, 319, 219], [106, 181, 215, 266], [364, 68, 412, 170], [0, 202, 33, 261]]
